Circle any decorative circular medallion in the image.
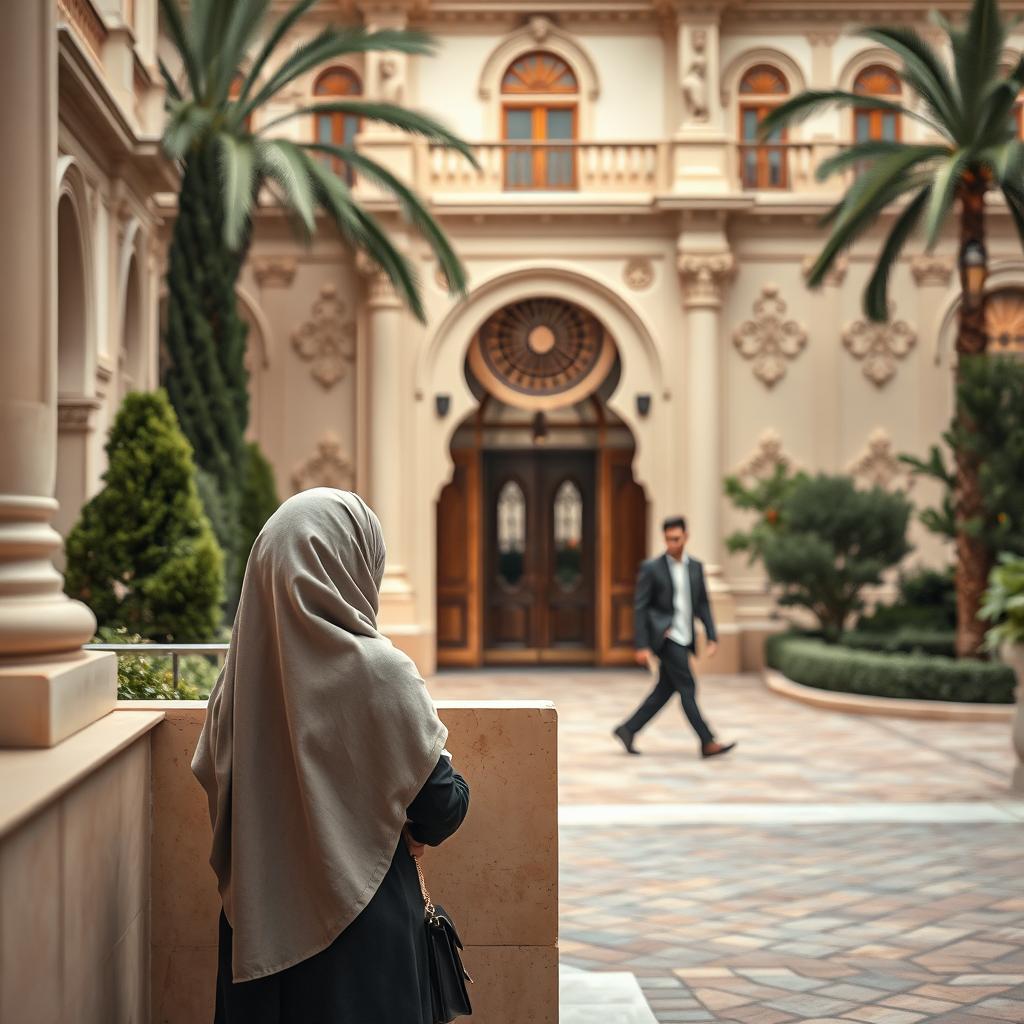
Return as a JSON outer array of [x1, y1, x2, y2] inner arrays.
[[467, 298, 616, 410]]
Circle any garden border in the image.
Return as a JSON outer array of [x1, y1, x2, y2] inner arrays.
[[763, 668, 1014, 722]]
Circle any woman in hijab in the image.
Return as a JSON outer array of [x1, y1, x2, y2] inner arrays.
[[193, 488, 469, 1023]]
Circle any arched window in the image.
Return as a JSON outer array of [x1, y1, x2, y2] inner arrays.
[[739, 64, 790, 189], [501, 51, 578, 190], [313, 67, 362, 184], [854, 65, 902, 141]]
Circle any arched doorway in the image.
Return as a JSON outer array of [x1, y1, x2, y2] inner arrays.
[[437, 297, 646, 667]]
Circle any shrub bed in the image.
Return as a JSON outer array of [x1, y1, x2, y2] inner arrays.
[[765, 633, 1015, 704], [839, 629, 956, 658]]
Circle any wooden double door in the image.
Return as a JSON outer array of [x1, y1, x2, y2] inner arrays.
[[484, 450, 595, 660], [437, 446, 646, 666]]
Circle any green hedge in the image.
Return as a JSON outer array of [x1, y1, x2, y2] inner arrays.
[[765, 633, 1015, 704], [839, 629, 956, 658]]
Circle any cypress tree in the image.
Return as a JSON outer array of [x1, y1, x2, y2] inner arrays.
[[64, 390, 224, 641]]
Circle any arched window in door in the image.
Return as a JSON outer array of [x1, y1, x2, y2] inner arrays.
[[739, 64, 790, 189], [313, 67, 362, 184], [985, 289, 1024, 355], [853, 65, 902, 141], [496, 479, 527, 585], [501, 51, 578, 190], [553, 479, 583, 590]]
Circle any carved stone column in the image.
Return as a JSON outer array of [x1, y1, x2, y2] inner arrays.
[[357, 254, 418, 627], [0, 0, 115, 746], [677, 244, 739, 672], [677, 250, 735, 574]]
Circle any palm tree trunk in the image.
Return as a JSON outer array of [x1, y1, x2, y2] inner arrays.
[[954, 174, 991, 659], [161, 142, 252, 610]]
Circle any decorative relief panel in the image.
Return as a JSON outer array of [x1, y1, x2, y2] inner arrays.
[[846, 429, 913, 491], [842, 309, 916, 387], [911, 255, 953, 287], [732, 285, 808, 388], [623, 257, 654, 291], [291, 432, 355, 492], [681, 28, 709, 123], [733, 429, 801, 486], [291, 284, 356, 388]]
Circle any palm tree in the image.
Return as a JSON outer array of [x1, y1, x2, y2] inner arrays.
[[758, 0, 1024, 658], [157, 0, 476, 603]]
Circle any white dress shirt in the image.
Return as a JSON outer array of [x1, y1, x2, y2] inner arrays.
[[666, 552, 693, 647]]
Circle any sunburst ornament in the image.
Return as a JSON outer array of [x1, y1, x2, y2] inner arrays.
[[467, 298, 616, 410], [985, 290, 1024, 354]]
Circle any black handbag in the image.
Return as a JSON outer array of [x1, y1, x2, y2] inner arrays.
[[416, 859, 473, 1022]]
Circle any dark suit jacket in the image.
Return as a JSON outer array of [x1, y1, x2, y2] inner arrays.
[[634, 553, 717, 654]]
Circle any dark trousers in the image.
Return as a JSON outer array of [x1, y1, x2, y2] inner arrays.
[[624, 639, 714, 745]]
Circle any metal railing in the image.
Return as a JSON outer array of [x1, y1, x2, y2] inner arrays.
[[85, 642, 229, 691]]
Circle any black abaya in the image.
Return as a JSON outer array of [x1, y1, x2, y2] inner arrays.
[[214, 755, 470, 1024]]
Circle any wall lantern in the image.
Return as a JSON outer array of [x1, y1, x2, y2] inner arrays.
[[435, 393, 451, 418], [960, 239, 988, 310], [636, 393, 652, 418], [531, 411, 548, 445]]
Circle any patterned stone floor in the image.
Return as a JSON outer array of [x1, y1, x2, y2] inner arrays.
[[428, 670, 1014, 805], [430, 670, 1024, 1023]]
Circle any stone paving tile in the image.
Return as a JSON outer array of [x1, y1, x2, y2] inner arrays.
[[431, 671, 1024, 1023], [560, 824, 1024, 1024], [429, 670, 1015, 805]]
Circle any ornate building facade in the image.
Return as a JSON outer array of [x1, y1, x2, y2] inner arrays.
[[52, 0, 1024, 673]]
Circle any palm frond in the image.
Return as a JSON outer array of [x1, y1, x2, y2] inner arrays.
[[953, 0, 1006, 120], [858, 26, 961, 137], [864, 187, 931, 320], [238, 27, 436, 125], [234, 0, 321, 111], [302, 154, 425, 321], [162, 101, 215, 160], [1000, 181, 1024, 252], [217, 134, 257, 250], [254, 139, 317, 236], [974, 57, 1024, 145], [159, 57, 183, 102], [159, 0, 202, 99], [208, 0, 270, 107], [987, 138, 1024, 184], [261, 101, 480, 167], [757, 90, 914, 141], [308, 143, 468, 294], [922, 150, 972, 250], [189, 0, 232, 90], [814, 141, 948, 182]]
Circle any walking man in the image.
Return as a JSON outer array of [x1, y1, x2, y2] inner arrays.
[[614, 516, 735, 758]]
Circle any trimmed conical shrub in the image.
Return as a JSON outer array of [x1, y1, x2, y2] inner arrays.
[[238, 442, 280, 572], [65, 390, 224, 641]]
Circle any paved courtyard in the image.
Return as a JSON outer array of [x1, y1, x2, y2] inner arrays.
[[429, 670, 1024, 1023]]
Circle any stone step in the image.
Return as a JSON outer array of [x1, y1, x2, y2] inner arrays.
[[559, 964, 658, 1024]]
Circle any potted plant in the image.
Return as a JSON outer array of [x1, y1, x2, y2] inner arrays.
[[981, 553, 1024, 791]]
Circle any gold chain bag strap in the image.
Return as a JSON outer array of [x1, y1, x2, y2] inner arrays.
[[414, 857, 473, 1023]]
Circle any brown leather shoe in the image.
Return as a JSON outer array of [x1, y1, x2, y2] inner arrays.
[[701, 741, 736, 759]]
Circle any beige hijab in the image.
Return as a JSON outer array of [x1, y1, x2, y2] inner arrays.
[[192, 488, 447, 982]]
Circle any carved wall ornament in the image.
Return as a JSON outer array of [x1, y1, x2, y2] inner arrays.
[[801, 253, 847, 287], [681, 28, 709, 122], [291, 284, 356, 388], [842, 309, 916, 387], [253, 256, 297, 288], [291, 432, 355, 492], [57, 397, 100, 433], [378, 55, 406, 104], [528, 15, 552, 42], [846, 429, 913, 491], [732, 284, 808, 388], [734, 429, 801, 486], [623, 257, 655, 291], [677, 251, 735, 308], [911, 254, 954, 287]]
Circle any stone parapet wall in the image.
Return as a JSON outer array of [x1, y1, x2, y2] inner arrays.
[[128, 698, 559, 1024]]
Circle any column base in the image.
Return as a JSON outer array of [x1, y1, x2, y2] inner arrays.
[[0, 650, 117, 747]]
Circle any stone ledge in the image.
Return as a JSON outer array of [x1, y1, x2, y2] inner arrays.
[[0, 708, 164, 836], [763, 668, 1014, 723]]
